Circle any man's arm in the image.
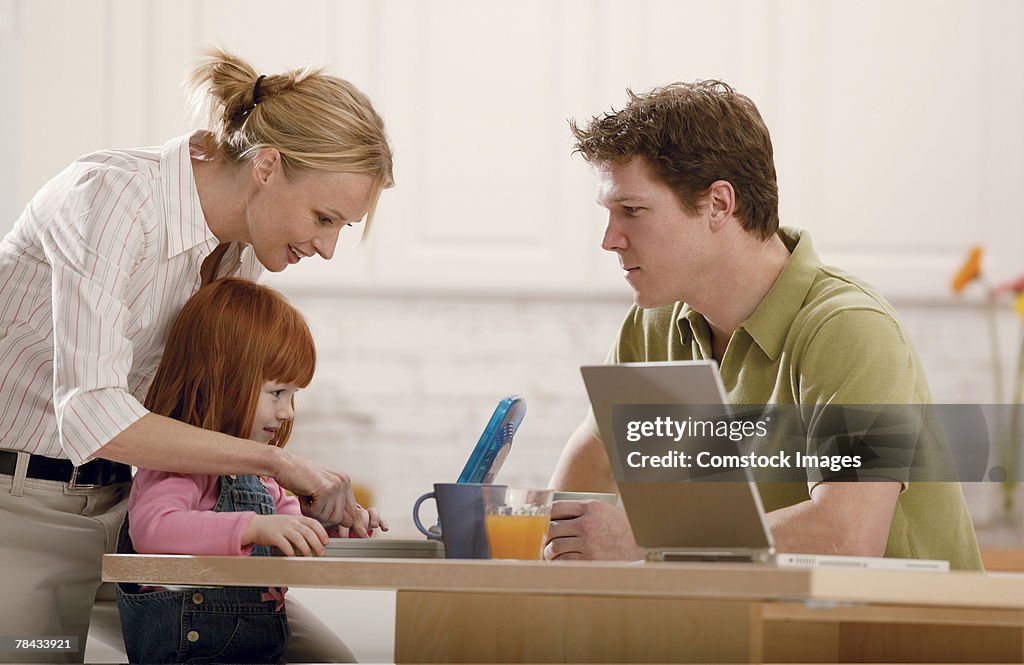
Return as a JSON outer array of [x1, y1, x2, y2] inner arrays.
[[767, 480, 900, 556], [781, 308, 920, 556], [548, 420, 618, 492], [545, 479, 901, 561]]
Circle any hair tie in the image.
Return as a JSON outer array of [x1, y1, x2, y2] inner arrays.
[[233, 74, 267, 124]]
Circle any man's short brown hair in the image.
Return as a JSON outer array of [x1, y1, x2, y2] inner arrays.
[[571, 80, 779, 239]]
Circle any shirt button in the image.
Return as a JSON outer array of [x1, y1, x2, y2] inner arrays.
[[187, 631, 200, 643], [192, 593, 204, 605]]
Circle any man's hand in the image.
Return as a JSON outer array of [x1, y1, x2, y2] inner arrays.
[[242, 514, 329, 557], [543, 500, 646, 561], [272, 450, 365, 532]]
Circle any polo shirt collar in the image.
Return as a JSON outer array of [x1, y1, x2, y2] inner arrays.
[[675, 227, 820, 361], [160, 133, 220, 260], [676, 304, 709, 359], [738, 227, 819, 360]]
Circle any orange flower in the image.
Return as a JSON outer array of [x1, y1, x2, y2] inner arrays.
[[951, 246, 983, 295]]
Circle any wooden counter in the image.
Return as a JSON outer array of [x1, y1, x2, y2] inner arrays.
[[103, 555, 1024, 663], [981, 546, 1024, 572]]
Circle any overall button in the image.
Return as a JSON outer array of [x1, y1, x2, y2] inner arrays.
[[192, 592, 204, 605], [228, 475, 237, 480], [187, 631, 200, 643]]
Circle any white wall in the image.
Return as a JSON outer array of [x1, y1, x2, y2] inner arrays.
[[5, 1, 1024, 299], [0, 0, 19, 228]]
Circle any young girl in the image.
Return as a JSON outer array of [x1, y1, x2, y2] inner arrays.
[[116, 278, 385, 664]]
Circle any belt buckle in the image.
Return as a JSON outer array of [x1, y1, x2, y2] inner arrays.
[[68, 465, 97, 489]]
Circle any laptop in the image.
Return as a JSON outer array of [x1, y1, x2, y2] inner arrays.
[[580, 361, 949, 572]]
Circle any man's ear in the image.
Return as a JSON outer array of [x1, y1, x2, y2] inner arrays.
[[251, 148, 282, 186], [706, 180, 736, 231]]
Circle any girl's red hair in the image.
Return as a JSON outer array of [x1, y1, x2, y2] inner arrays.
[[144, 278, 316, 448]]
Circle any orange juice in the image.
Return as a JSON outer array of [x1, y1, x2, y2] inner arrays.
[[485, 514, 550, 559]]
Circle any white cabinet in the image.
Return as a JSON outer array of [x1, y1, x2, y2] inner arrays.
[[5, 0, 1023, 300]]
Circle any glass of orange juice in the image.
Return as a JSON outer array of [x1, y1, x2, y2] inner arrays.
[[481, 487, 554, 560]]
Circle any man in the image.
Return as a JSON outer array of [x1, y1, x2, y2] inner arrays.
[[546, 81, 982, 570]]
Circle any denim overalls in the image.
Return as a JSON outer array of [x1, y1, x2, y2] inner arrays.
[[116, 475, 289, 664]]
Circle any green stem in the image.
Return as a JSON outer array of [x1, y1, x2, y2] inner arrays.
[[983, 288, 1014, 515], [986, 290, 1004, 405], [1006, 328, 1024, 513]]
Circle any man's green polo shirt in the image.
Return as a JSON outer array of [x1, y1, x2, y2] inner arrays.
[[604, 227, 982, 570]]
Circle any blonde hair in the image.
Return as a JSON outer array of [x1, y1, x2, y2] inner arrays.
[[186, 47, 394, 229]]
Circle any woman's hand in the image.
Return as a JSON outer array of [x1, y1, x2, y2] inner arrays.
[[272, 448, 361, 529], [242, 514, 329, 556], [326, 505, 390, 538]]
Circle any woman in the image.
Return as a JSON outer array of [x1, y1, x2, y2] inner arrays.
[[0, 48, 393, 663]]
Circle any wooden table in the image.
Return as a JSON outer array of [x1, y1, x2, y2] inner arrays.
[[103, 554, 1024, 663]]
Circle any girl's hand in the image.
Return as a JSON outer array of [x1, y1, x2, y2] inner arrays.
[[243, 514, 329, 556]]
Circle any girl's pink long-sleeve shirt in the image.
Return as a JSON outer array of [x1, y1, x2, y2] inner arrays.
[[128, 470, 300, 555]]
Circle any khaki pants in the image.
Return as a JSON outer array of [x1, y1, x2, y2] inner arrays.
[[0, 454, 355, 663]]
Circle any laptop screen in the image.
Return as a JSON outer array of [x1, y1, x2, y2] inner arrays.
[[581, 361, 774, 552]]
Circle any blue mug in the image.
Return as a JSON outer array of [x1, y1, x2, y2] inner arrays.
[[413, 483, 504, 559]]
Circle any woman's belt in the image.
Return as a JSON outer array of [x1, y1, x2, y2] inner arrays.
[[0, 449, 131, 487]]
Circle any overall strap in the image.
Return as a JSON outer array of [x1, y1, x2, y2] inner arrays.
[[215, 475, 278, 557], [199, 242, 231, 285]]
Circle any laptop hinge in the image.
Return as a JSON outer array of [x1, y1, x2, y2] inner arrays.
[[646, 548, 774, 564]]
